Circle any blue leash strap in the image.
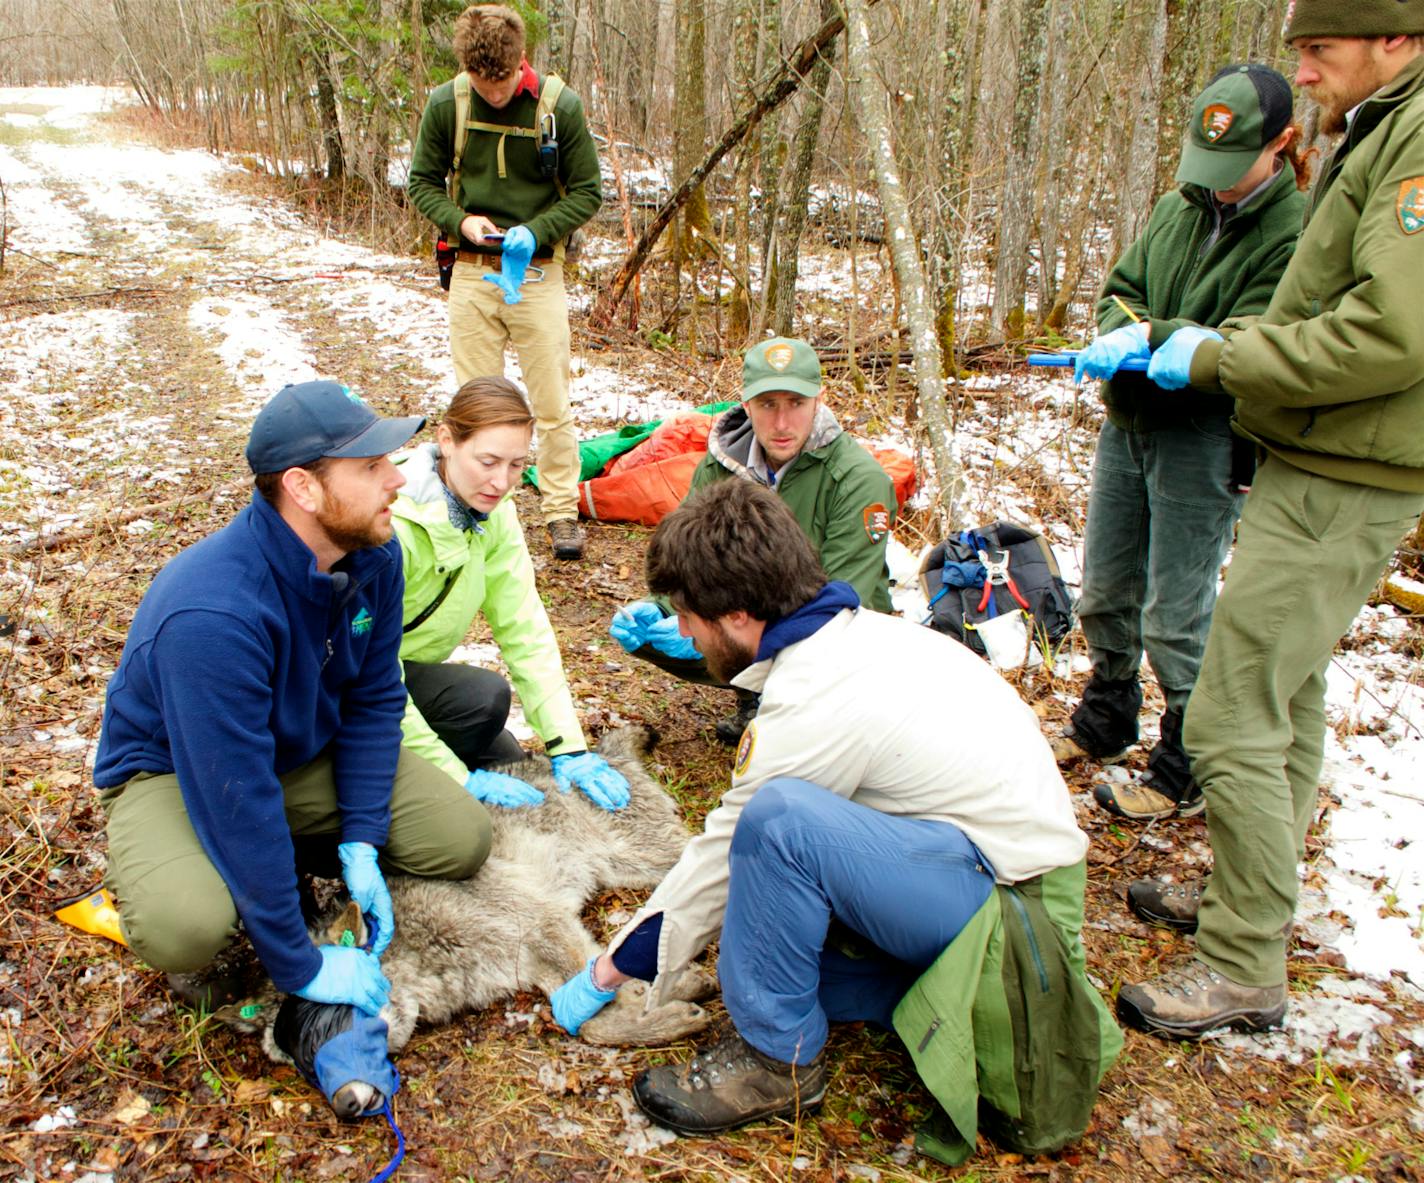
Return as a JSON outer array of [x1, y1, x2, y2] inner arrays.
[[369, 1099, 406, 1183]]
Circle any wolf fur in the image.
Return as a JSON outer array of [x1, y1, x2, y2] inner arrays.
[[218, 725, 715, 1113]]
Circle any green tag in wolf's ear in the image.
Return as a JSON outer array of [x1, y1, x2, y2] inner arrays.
[[340, 929, 356, 947], [239, 1004, 263, 1020]]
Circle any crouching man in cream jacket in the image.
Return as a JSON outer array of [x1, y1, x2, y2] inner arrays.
[[548, 479, 1120, 1161]]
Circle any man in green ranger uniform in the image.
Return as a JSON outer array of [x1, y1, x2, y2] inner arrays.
[[1118, 0, 1424, 1038], [407, 4, 602, 561], [609, 337, 898, 743]]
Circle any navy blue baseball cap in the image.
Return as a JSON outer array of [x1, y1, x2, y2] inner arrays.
[[246, 381, 426, 474]]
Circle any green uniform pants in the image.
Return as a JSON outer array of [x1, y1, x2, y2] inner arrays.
[[1184, 457, 1422, 987], [101, 746, 491, 974]]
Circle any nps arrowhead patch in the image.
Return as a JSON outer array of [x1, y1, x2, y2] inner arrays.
[[1398, 177, 1424, 235]]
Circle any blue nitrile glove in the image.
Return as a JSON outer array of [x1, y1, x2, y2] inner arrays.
[[610, 601, 703, 660], [551, 751, 631, 811], [550, 955, 617, 1035], [1073, 322, 1151, 383], [482, 223, 536, 304], [1146, 325, 1223, 391], [647, 613, 702, 659], [337, 841, 393, 957], [465, 767, 545, 808], [609, 600, 663, 652], [295, 945, 391, 1016]]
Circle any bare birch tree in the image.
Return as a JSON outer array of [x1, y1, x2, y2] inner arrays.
[[840, 0, 963, 529]]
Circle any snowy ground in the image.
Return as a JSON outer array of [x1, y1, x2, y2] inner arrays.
[[4, 84, 1424, 1162]]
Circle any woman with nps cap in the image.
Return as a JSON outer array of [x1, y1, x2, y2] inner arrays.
[[1053, 64, 1310, 827], [390, 376, 630, 812]]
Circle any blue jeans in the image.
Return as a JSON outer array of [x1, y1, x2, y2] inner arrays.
[[1076, 419, 1244, 712], [720, 779, 995, 1065]]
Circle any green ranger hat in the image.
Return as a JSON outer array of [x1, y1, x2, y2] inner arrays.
[[1284, 0, 1424, 40], [742, 336, 823, 401], [1176, 63, 1294, 191]]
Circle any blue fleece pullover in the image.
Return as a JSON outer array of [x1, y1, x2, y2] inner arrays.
[[94, 493, 408, 991]]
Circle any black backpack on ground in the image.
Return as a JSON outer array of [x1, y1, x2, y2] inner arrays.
[[918, 521, 1074, 660]]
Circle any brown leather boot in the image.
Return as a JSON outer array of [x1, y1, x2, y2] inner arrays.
[[633, 1028, 826, 1134]]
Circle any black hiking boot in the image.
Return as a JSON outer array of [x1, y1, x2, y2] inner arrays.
[[166, 941, 262, 1011], [633, 1028, 826, 1134], [714, 691, 760, 746]]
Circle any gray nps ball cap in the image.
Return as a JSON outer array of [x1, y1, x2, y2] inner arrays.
[[245, 380, 426, 474]]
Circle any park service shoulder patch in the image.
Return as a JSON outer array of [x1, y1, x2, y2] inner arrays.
[[734, 721, 756, 776], [1398, 178, 1424, 235], [862, 503, 890, 543], [1202, 103, 1234, 142]]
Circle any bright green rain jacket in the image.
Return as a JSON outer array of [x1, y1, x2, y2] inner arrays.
[[894, 860, 1123, 1165], [1189, 55, 1424, 493], [392, 445, 584, 781]]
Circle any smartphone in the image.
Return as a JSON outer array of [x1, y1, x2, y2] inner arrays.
[[484, 232, 506, 243]]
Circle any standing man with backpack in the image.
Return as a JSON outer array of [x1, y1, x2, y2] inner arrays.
[[408, 4, 602, 561], [1118, 1, 1424, 1038]]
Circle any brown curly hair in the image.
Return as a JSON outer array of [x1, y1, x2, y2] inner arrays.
[[452, 5, 525, 81]]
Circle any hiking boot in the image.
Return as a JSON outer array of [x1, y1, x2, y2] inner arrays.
[[1116, 958, 1287, 1040], [632, 1028, 826, 1135], [1051, 726, 1129, 767], [1127, 878, 1204, 933], [714, 692, 760, 746], [1093, 769, 1204, 821], [166, 939, 263, 1010], [547, 518, 585, 560]]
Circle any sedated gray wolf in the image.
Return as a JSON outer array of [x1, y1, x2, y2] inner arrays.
[[219, 725, 715, 1115]]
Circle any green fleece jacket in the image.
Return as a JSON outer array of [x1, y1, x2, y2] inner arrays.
[[689, 405, 897, 613], [893, 860, 1122, 1165], [1095, 165, 1304, 431], [1188, 55, 1424, 492], [392, 445, 584, 781], [406, 72, 602, 251]]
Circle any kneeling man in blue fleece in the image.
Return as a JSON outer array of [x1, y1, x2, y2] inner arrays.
[[95, 381, 492, 1015]]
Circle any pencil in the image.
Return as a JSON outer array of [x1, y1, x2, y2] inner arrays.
[[1111, 294, 1142, 324]]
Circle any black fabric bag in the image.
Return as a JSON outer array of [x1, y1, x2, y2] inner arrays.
[[918, 521, 1074, 660]]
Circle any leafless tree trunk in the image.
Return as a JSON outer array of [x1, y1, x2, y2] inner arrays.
[[1117, 0, 1168, 248], [840, 0, 963, 530], [590, 4, 863, 329], [769, 0, 834, 338], [989, 0, 1050, 340]]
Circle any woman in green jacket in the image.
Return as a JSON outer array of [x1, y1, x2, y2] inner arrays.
[[393, 377, 628, 811], [1055, 64, 1309, 824]]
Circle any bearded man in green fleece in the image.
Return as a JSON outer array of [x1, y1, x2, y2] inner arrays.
[[1117, 0, 1424, 1039]]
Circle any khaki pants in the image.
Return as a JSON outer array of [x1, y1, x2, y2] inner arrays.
[[100, 747, 491, 973], [1185, 457, 1422, 986], [448, 258, 578, 523]]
